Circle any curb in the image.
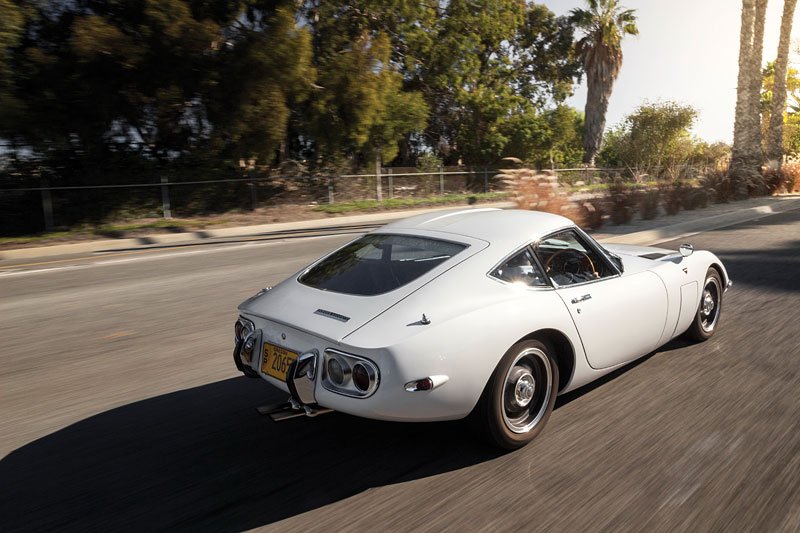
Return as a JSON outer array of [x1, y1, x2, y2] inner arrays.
[[0, 202, 516, 261], [2, 197, 799, 262], [601, 196, 800, 246]]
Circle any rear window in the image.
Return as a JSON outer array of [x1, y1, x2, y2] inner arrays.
[[299, 234, 467, 296]]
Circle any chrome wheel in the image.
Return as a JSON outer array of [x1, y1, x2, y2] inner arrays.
[[501, 348, 552, 434], [700, 275, 721, 333]]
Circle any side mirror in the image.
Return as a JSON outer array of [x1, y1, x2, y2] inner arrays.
[[679, 244, 694, 257]]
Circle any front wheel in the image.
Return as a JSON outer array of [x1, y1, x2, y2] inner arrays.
[[474, 339, 559, 450], [685, 268, 723, 342]]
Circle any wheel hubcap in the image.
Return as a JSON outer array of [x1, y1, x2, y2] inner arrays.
[[513, 373, 535, 407], [502, 348, 552, 434], [700, 277, 721, 332], [702, 290, 715, 316]]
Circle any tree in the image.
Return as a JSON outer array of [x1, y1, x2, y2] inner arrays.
[[766, 0, 798, 165], [762, 62, 800, 155], [0, 0, 26, 134], [523, 105, 584, 169], [570, 0, 638, 166], [730, 0, 769, 197], [599, 101, 698, 177]]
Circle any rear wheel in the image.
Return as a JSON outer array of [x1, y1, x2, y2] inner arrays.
[[685, 269, 723, 342], [475, 339, 559, 450]]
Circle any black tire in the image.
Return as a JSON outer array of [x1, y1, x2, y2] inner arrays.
[[685, 268, 723, 342], [474, 339, 559, 450]]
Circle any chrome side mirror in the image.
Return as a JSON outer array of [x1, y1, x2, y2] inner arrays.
[[679, 244, 694, 257]]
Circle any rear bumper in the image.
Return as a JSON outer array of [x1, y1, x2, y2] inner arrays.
[[233, 339, 260, 378]]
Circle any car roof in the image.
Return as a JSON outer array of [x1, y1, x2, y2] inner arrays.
[[380, 208, 575, 249]]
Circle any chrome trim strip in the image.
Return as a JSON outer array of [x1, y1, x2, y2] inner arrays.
[[314, 309, 351, 322]]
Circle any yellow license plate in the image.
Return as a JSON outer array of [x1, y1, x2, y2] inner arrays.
[[261, 342, 298, 382]]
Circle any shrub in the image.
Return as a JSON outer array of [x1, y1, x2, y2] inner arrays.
[[763, 160, 800, 194], [639, 189, 660, 220], [783, 160, 800, 192], [763, 167, 785, 194], [700, 169, 734, 203], [576, 200, 604, 229], [660, 180, 687, 215], [606, 179, 637, 225], [690, 188, 709, 209]]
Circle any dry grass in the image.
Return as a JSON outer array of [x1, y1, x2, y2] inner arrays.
[[499, 169, 602, 227], [780, 159, 800, 193]]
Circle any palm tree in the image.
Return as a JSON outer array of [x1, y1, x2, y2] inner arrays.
[[570, 0, 638, 166], [767, 0, 798, 165], [730, 0, 769, 198]]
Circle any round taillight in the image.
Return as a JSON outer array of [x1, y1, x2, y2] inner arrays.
[[327, 358, 345, 385], [352, 363, 370, 392]]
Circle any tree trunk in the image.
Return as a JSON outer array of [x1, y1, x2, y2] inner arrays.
[[730, 0, 762, 199], [582, 71, 613, 167], [767, 0, 798, 165], [748, 0, 769, 147]]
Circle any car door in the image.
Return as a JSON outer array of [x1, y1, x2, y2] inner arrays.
[[535, 229, 669, 370]]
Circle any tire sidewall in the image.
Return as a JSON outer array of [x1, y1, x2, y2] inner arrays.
[[483, 339, 559, 450], [688, 269, 723, 341]]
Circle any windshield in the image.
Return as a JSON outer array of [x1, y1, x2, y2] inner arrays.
[[298, 234, 467, 296]]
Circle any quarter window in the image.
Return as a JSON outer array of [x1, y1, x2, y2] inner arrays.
[[491, 248, 547, 287]]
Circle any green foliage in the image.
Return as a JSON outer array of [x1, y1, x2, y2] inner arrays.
[[525, 105, 584, 168], [570, 0, 638, 165], [761, 62, 800, 155], [416, 0, 580, 165], [599, 101, 698, 176], [0, 0, 613, 234]]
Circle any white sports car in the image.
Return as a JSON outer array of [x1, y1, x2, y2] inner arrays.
[[233, 208, 730, 449]]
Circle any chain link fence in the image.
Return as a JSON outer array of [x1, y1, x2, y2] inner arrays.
[[0, 165, 720, 235], [0, 167, 503, 235]]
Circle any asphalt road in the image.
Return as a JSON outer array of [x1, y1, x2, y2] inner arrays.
[[1, 210, 799, 532]]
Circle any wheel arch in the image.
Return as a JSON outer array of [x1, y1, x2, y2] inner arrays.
[[518, 328, 576, 392], [709, 262, 728, 287]]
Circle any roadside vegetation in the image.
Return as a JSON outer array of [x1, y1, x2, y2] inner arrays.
[[1, 0, 798, 240]]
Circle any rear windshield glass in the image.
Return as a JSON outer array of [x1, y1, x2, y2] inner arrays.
[[299, 234, 467, 296]]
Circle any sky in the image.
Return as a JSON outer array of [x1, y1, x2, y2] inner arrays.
[[541, 0, 800, 143]]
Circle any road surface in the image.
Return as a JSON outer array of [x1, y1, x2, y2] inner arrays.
[[1, 210, 799, 531]]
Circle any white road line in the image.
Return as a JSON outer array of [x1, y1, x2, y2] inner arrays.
[[0, 233, 357, 278]]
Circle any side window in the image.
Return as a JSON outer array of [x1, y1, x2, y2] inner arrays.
[[535, 229, 615, 286], [491, 248, 547, 287]]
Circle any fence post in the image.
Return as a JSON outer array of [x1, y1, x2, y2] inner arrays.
[[439, 165, 444, 195], [328, 175, 335, 204], [161, 176, 172, 219], [249, 181, 257, 210], [41, 180, 54, 232], [483, 167, 488, 193], [388, 168, 393, 199], [375, 154, 383, 202]]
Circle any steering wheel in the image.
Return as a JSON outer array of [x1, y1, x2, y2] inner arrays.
[[545, 249, 598, 278]]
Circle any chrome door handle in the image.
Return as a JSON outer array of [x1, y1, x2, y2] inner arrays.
[[571, 294, 592, 304]]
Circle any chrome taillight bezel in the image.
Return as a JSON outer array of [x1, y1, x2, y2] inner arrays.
[[321, 349, 379, 398]]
